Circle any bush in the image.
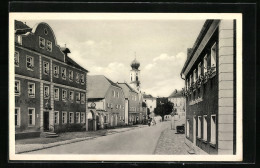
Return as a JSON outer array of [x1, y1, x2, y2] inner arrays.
[[54, 124, 84, 133]]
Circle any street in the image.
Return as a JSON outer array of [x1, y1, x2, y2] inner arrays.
[[26, 121, 170, 154]]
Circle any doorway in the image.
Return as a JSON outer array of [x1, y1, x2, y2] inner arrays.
[[44, 111, 49, 131]]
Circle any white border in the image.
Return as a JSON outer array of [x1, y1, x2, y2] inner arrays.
[[9, 13, 242, 161]]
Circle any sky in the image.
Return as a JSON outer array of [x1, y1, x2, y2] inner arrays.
[[24, 19, 205, 97]]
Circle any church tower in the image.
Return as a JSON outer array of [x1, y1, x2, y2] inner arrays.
[[129, 56, 141, 92]]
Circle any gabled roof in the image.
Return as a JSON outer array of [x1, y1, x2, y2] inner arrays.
[[169, 89, 184, 98], [15, 20, 32, 34], [143, 93, 154, 99], [65, 55, 88, 72], [87, 75, 121, 99], [117, 82, 138, 93]]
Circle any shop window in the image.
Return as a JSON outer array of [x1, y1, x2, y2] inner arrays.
[[54, 111, 59, 124], [39, 36, 45, 49], [210, 115, 216, 144], [28, 82, 35, 98], [44, 86, 50, 99], [46, 40, 52, 52], [62, 112, 67, 124], [203, 115, 208, 141], [26, 55, 34, 70], [15, 107, 20, 126], [28, 108, 35, 126], [15, 80, 20, 96], [54, 88, 59, 100], [53, 65, 59, 78], [15, 51, 19, 67], [43, 61, 49, 75], [76, 112, 80, 123], [69, 112, 74, 123], [81, 112, 85, 123]]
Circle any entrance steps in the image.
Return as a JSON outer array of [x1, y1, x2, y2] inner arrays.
[[42, 132, 59, 138]]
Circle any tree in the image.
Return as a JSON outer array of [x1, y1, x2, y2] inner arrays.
[[154, 100, 174, 121]]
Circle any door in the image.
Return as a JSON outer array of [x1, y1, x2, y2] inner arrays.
[[193, 116, 196, 145], [44, 111, 49, 131]]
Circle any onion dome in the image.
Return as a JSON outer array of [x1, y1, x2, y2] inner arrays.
[[131, 58, 140, 70]]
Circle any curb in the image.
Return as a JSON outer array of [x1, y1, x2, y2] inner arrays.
[[16, 125, 148, 154]]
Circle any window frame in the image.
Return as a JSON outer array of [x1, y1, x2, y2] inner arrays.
[[46, 40, 52, 52], [15, 80, 20, 96], [15, 107, 20, 127], [198, 62, 201, 77], [28, 108, 35, 126], [44, 85, 50, 99], [198, 116, 202, 138], [76, 112, 80, 123], [62, 89, 67, 101], [80, 74, 85, 85], [81, 93, 85, 104], [81, 112, 85, 123], [39, 36, 45, 49], [62, 111, 67, 124], [54, 87, 59, 100], [203, 115, 208, 141], [61, 67, 66, 80], [26, 55, 34, 71], [43, 61, 50, 75], [204, 54, 208, 74], [69, 90, 74, 102], [69, 112, 74, 123], [211, 42, 217, 68], [53, 65, 59, 78], [15, 51, 19, 67], [69, 70, 74, 82], [75, 73, 80, 83], [210, 114, 217, 144], [54, 111, 59, 125], [76, 92, 80, 103], [28, 82, 35, 98]]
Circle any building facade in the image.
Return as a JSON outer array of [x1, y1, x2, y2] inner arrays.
[[181, 20, 236, 154], [14, 20, 88, 137], [168, 89, 186, 117], [143, 93, 157, 117], [87, 75, 125, 129]]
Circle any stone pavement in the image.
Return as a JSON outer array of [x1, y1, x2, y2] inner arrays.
[[16, 124, 147, 154], [154, 127, 189, 155]]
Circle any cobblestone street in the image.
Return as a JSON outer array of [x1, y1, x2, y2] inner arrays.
[[154, 124, 189, 155]]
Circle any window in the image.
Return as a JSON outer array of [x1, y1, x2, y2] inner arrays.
[[54, 88, 59, 100], [53, 65, 59, 78], [113, 90, 116, 97], [15, 107, 20, 126], [80, 74, 85, 84], [76, 112, 80, 123], [110, 103, 113, 108], [39, 36, 45, 49], [62, 89, 67, 101], [54, 111, 59, 124], [198, 116, 202, 138], [189, 75, 192, 86], [204, 55, 207, 74], [116, 104, 118, 109], [62, 112, 67, 124], [69, 91, 74, 101], [203, 115, 208, 141], [46, 40, 52, 52], [198, 62, 201, 77], [210, 115, 216, 144], [211, 43, 217, 68], [193, 69, 197, 82], [81, 93, 85, 104], [186, 119, 189, 137], [107, 103, 110, 108], [75, 73, 80, 83], [104, 115, 107, 123], [43, 61, 50, 75], [76, 92, 80, 103], [26, 55, 34, 70], [28, 108, 35, 126], [28, 82, 35, 98], [81, 112, 85, 123], [69, 112, 74, 123], [15, 51, 19, 67], [44, 86, 50, 99], [117, 92, 119, 98], [61, 67, 66, 80], [69, 70, 73, 81], [15, 80, 20, 96]]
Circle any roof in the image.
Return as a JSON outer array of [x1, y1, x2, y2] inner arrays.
[[143, 93, 154, 99], [168, 90, 184, 98], [15, 20, 32, 34], [181, 20, 214, 75], [87, 75, 122, 99], [117, 82, 138, 93], [65, 55, 88, 72]]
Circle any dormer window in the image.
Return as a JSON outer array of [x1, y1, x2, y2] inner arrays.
[[39, 36, 45, 49], [46, 40, 52, 52]]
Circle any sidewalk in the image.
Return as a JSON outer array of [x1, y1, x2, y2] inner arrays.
[[16, 124, 147, 154], [154, 128, 189, 155]]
